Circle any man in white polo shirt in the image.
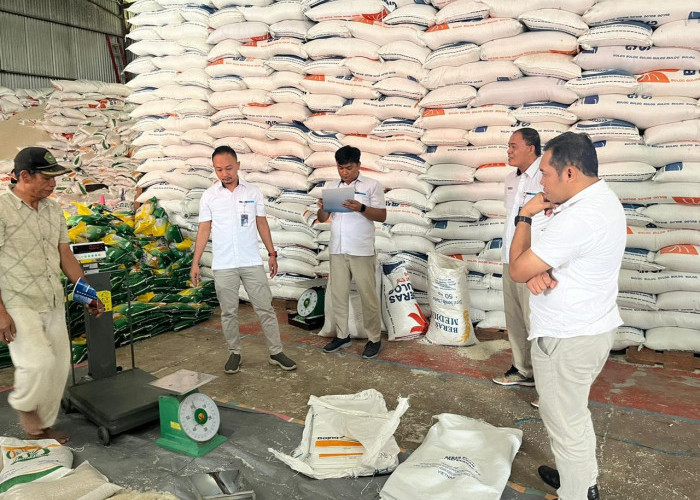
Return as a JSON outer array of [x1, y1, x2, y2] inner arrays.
[[493, 128, 547, 398], [190, 146, 297, 374], [509, 132, 625, 500], [317, 146, 387, 359]]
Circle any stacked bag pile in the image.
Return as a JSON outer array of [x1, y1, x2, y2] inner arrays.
[[122, 0, 699, 355], [0, 86, 51, 120]]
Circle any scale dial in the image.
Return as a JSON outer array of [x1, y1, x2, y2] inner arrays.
[[297, 288, 320, 317], [178, 393, 221, 442]]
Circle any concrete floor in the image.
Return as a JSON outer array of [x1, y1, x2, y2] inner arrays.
[[1, 300, 698, 499]]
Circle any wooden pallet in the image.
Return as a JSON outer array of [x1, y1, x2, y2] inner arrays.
[[475, 327, 508, 341], [625, 346, 700, 371]]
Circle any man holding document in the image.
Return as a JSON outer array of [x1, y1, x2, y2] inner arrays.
[[317, 146, 387, 359]]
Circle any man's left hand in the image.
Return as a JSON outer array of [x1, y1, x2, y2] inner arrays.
[[521, 193, 557, 218], [86, 301, 105, 318], [268, 254, 278, 278], [342, 199, 362, 212]]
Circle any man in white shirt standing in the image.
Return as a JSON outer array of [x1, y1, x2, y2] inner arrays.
[[493, 128, 546, 395], [190, 146, 297, 374], [509, 132, 625, 500], [317, 146, 387, 359]]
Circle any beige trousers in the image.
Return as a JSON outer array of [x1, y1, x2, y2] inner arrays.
[[502, 264, 533, 378], [213, 266, 283, 355], [329, 254, 381, 342], [6, 305, 70, 429], [532, 330, 614, 500]]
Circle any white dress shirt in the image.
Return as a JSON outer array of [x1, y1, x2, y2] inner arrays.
[[502, 157, 548, 263], [529, 180, 626, 339], [198, 180, 266, 270], [329, 174, 385, 256]]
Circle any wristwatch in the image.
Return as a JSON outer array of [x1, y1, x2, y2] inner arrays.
[[360, 203, 367, 213], [514, 215, 532, 226]]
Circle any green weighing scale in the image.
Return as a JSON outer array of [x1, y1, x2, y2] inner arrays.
[[150, 369, 227, 457], [288, 286, 325, 330]]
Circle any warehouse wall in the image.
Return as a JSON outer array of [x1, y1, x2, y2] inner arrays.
[[0, 0, 125, 88]]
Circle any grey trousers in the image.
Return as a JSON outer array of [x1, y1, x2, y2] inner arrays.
[[503, 264, 533, 378], [213, 266, 283, 355], [532, 330, 614, 500], [329, 254, 381, 342]]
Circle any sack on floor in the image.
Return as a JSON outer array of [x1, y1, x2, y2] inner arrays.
[[0, 437, 73, 493], [425, 253, 478, 346], [379, 413, 522, 500], [381, 259, 429, 341], [269, 389, 409, 479]]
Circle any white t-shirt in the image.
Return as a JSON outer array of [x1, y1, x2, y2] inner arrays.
[[198, 180, 266, 270], [529, 179, 626, 339], [502, 157, 548, 264], [329, 174, 385, 256]]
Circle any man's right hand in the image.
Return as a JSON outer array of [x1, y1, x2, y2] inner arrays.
[[190, 264, 200, 287], [0, 310, 16, 344], [526, 270, 558, 295]]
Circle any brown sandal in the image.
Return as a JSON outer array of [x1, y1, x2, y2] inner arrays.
[[26, 428, 69, 444]]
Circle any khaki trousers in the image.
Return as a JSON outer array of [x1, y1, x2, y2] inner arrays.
[[532, 330, 614, 500], [503, 264, 533, 378], [329, 254, 381, 342], [7, 305, 70, 429], [213, 266, 283, 355]]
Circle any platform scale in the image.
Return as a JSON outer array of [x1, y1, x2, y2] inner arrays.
[[63, 242, 165, 445], [287, 286, 325, 330]]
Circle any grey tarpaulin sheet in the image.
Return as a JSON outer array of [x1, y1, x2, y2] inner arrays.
[[0, 392, 550, 499]]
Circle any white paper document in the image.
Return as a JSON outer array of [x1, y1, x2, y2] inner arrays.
[[322, 186, 355, 213]]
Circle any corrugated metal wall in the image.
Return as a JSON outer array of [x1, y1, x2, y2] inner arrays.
[[0, 0, 124, 89]]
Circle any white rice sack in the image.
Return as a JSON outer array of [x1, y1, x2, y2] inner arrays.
[[636, 70, 700, 99], [430, 182, 504, 203], [209, 119, 269, 139], [372, 119, 423, 138], [306, 20, 351, 40], [472, 77, 578, 107], [124, 57, 157, 74], [238, 2, 305, 23], [304, 37, 379, 60], [568, 94, 700, 130], [381, 259, 429, 341], [612, 326, 646, 351], [423, 42, 480, 70], [428, 219, 504, 241], [653, 162, 700, 183], [480, 0, 594, 18], [153, 54, 208, 71], [514, 53, 581, 80], [644, 120, 700, 145], [426, 253, 478, 346], [137, 184, 188, 202], [598, 162, 656, 182], [265, 202, 315, 225], [336, 97, 421, 120], [208, 89, 271, 109], [654, 244, 700, 273], [304, 1, 391, 22], [564, 69, 639, 97], [308, 167, 340, 184], [474, 163, 517, 182], [383, 4, 437, 29], [479, 238, 503, 261], [307, 132, 345, 153], [640, 205, 700, 231], [385, 203, 432, 227], [420, 18, 525, 50], [267, 122, 310, 145], [570, 119, 641, 142], [373, 77, 428, 100], [657, 291, 700, 312], [238, 38, 307, 59], [270, 230, 318, 249], [238, 153, 273, 172], [208, 75, 246, 92], [303, 94, 346, 112], [345, 58, 425, 82], [652, 20, 700, 51], [435, 0, 488, 24], [427, 202, 482, 223], [617, 291, 658, 311], [574, 47, 700, 74], [621, 308, 700, 330], [618, 269, 700, 294], [346, 19, 425, 46], [422, 61, 521, 90], [205, 57, 273, 78], [379, 41, 431, 65], [128, 9, 184, 27], [364, 170, 433, 195], [422, 145, 507, 167], [511, 102, 578, 124], [341, 135, 426, 156], [161, 169, 215, 190], [518, 8, 589, 37], [269, 157, 312, 176], [644, 327, 700, 352], [415, 106, 516, 130], [627, 226, 700, 251], [132, 130, 183, 147], [266, 55, 308, 74], [246, 170, 310, 191], [474, 199, 506, 218], [385, 188, 434, 211], [421, 128, 469, 146], [126, 69, 178, 89], [271, 19, 314, 39], [622, 248, 663, 272], [378, 153, 429, 174], [477, 310, 507, 330], [582, 0, 700, 27], [391, 224, 439, 244], [652, 142, 700, 167], [610, 180, 700, 205], [207, 22, 269, 44], [153, 84, 211, 101], [304, 113, 380, 134], [419, 164, 476, 185], [300, 75, 379, 99], [243, 137, 311, 158], [592, 140, 653, 165], [578, 21, 653, 50], [480, 31, 578, 61], [419, 85, 476, 108], [241, 103, 311, 123], [468, 122, 568, 146], [209, 8, 245, 29]]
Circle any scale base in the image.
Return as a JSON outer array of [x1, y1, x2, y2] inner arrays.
[[156, 433, 226, 458], [287, 313, 324, 331]]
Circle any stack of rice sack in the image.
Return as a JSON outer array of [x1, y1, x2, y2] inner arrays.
[[37, 79, 138, 207], [0, 86, 51, 120]]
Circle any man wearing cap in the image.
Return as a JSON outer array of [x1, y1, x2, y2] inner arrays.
[[0, 147, 103, 443]]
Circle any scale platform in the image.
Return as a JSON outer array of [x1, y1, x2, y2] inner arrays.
[[66, 368, 166, 445]]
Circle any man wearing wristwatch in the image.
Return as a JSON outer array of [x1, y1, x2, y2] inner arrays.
[[190, 146, 297, 374], [492, 128, 547, 405], [317, 146, 387, 359], [509, 132, 625, 499]]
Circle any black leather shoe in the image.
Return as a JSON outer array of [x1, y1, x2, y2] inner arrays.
[[588, 484, 601, 500], [538, 465, 560, 489]]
